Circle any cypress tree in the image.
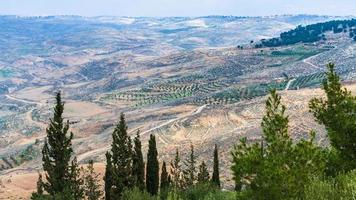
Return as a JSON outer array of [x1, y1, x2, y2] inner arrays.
[[160, 161, 170, 200], [211, 144, 220, 188], [31, 172, 45, 199], [84, 160, 102, 200], [36, 172, 44, 195], [41, 92, 75, 196], [183, 144, 197, 187], [160, 161, 170, 190], [197, 161, 210, 184], [132, 130, 145, 191], [69, 158, 84, 200], [104, 152, 113, 200], [170, 149, 182, 190], [110, 113, 133, 198], [146, 134, 159, 195]]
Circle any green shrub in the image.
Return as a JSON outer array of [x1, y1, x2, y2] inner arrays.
[[122, 187, 157, 200], [304, 170, 356, 200], [178, 183, 235, 200]]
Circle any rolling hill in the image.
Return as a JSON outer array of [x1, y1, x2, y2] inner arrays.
[[0, 15, 355, 197]]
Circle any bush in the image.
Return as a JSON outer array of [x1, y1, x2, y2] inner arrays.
[[304, 170, 356, 200], [178, 183, 235, 200], [122, 187, 157, 200]]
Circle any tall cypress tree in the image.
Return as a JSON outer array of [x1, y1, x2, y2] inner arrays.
[[104, 152, 113, 200], [160, 161, 169, 190], [146, 134, 159, 195], [42, 92, 75, 196], [31, 172, 45, 199], [160, 161, 170, 200], [110, 113, 133, 198], [183, 144, 197, 187], [211, 144, 220, 188], [132, 130, 145, 191], [197, 161, 210, 184]]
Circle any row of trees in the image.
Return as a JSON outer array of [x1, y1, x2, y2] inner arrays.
[[258, 19, 356, 47], [31, 94, 221, 200], [30, 63, 355, 199], [103, 113, 221, 199], [231, 63, 356, 199]]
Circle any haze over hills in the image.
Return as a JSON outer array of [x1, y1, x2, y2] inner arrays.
[[0, 14, 356, 197]]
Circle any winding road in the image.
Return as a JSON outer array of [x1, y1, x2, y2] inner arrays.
[[77, 104, 207, 162]]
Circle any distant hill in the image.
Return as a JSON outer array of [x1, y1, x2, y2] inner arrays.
[[257, 19, 356, 47]]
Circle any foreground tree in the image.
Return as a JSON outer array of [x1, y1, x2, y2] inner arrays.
[[41, 92, 77, 196], [132, 130, 145, 191], [309, 63, 356, 173], [146, 134, 159, 195], [69, 158, 84, 200], [211, 144, 220, 188], [110, 113, 134, 198], [170, 149, 183, 190], [160, 161, 170, 200], [31, 173, 45, 199], [83, 160, 102, 200], [197, 161, 210, 184], [104, 152, 113, 200], [160, 161, 170, 190], [231, 89, 326, 199], [183, 144, 197, 187]]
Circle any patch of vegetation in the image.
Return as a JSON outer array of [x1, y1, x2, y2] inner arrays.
[[0, 144, 40, 171], [258, 19, 356, 47], [304, 171, 356, 200], [196, 80, 287, 105], [289, 72, 326, 90]]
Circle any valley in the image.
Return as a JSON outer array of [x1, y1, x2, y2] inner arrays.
[[0, 15, 356, 197]]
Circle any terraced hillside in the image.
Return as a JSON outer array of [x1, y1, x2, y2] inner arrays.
[[0, 15, 356, 193]]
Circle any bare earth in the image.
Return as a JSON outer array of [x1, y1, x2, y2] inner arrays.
[[1, 84, 355, 199]]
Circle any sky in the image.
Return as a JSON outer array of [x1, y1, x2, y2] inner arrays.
[[0, 0, 355, 17]]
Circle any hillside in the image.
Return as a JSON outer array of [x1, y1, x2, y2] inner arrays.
[[0, 15, 356, 196], [1, 83, 355, 199], [258, 18, 356, 47]]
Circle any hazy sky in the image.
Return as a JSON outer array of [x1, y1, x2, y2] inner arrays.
[[0, 0, 355, 17]]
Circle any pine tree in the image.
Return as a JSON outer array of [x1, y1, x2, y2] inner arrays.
[[132, 130, 145, 191], [310, 63, 356, 173], [160, 161, 170, 200], [110, 113, 133, 198], [104, 152, 113, 200], [262, 89, 291, 147], [69, 158, 84, 200], [231, 89, 326, 199], [84, 160, 102, 200], [41, 92, 75, 196], [146, 134, 159, 195], [197, 161, 210, 184], [170, 149, 182, 190], [183, 144, 197, 187], [211, 144, 220, 188]]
